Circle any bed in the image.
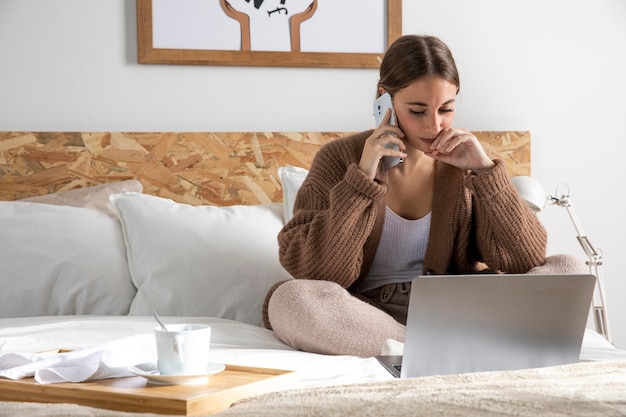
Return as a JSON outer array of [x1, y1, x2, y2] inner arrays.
[[1, 131, 625, 416]]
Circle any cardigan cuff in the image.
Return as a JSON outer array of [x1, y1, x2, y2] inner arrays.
[[344, 163, 387, 200], [465, 159, 510, 197]]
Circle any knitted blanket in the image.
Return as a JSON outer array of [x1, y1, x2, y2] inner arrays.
[[2, 360, 625, 417], [220, 360, 626, 417]]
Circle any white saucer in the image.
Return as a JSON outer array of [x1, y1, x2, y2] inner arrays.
[[130, 362, 225, 385]]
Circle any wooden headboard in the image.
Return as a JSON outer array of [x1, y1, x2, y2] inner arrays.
[[0, 131, 530, 206]]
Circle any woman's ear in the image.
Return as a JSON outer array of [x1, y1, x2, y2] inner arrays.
[[378, 86, 387, 96]]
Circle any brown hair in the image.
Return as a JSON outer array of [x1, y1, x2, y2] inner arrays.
[[377, 35, 460, 98]]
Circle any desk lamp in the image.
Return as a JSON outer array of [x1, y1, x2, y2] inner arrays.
[[511, 176, 611, 344]]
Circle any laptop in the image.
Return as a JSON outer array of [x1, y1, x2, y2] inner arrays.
[[376, 273, 596, 378]]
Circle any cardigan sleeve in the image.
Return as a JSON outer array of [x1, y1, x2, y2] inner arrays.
[[465, 160, 548, 273], [277, 139, 386, 288]]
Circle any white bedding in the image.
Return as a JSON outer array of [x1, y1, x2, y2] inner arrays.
[[0, 316, 394, 389], [1, 315, 625, 388]]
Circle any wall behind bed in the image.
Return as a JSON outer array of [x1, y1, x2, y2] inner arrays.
[[1, 0, 625, 348]]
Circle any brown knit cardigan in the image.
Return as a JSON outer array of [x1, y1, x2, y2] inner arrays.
[[262, 131, 547, 328]]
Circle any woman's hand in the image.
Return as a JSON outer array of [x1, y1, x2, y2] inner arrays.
[[359, 109, 407, 179], [426, 128, 495, 173]]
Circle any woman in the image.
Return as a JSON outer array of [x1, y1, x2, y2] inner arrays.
[[262, 35, 560, 357]]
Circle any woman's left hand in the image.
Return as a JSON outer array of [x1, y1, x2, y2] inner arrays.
[[426, 128, 495, 173]]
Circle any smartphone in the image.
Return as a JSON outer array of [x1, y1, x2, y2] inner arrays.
[[373, 93, 402, 170]]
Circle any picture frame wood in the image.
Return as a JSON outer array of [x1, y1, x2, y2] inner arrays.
[[137, 0, 402, 68]]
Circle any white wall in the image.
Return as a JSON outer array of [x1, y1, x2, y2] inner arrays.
[[1, 0, 625, 347]]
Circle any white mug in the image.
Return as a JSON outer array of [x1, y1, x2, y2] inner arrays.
[[154, 324, 212, 375]]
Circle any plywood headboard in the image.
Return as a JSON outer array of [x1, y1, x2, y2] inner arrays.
[[0, 131, 530, 206]]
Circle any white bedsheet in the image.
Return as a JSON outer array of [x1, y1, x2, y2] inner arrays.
[[0, 316, 393, 388], [0, 316, 624, 389]]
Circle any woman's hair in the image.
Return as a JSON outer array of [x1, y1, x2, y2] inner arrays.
[[378, 35, 460, 97]]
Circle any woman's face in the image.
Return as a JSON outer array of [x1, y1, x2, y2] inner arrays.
[[391, 76, 458, 153]]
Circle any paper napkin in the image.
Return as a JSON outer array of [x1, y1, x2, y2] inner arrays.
[[0, 333, 156, 384]]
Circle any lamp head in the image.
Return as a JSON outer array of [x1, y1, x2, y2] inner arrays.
[[511, 176, 547, 213]]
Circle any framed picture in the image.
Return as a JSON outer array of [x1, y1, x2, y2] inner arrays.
[[137, 0, 402, 68]]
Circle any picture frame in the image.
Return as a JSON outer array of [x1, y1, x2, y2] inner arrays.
[[137, 0, 402, 68]]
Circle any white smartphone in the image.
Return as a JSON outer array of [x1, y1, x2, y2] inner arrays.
[[373, 93, 402, 170]]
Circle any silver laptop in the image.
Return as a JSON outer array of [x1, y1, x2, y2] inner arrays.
[[377, 273, 596, 378]]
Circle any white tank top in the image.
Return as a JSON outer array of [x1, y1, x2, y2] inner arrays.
[[356, 206, 431, 293]]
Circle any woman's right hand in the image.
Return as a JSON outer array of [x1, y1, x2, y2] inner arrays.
[[359, 109, 406, 179]]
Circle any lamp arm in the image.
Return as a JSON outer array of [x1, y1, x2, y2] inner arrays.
[[551, 194, 612, 343], [559, 200, 602, 264]]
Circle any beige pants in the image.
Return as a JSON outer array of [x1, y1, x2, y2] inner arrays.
[[266, 254, 588, 358]]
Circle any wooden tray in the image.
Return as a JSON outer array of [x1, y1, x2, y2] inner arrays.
[[0, 364, 297, 415]]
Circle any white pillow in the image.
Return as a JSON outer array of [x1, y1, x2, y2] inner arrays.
[[0, 202, 136, 317], [19, 179, 143, 218], [278, 165, 308, 222], [111, 193, 293, 326]]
